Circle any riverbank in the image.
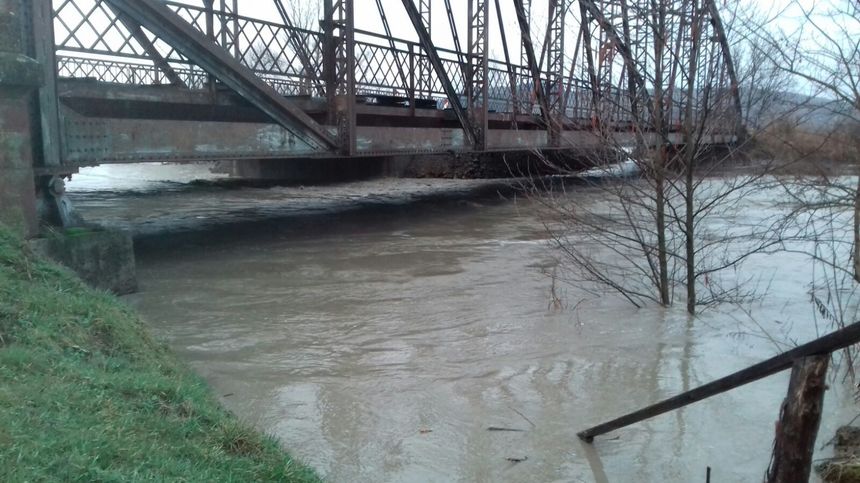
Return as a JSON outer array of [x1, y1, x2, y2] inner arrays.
[[0, 226, 318, 481]]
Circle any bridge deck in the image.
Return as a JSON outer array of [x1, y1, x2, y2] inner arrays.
[[57, 78, 652, 167]]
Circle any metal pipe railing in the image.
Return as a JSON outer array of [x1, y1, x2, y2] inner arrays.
[[578, 320, 860, 442]]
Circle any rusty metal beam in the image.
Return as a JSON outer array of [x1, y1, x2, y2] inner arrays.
[[109, 9, 186, 88], [416, 0, 432, 98], [468, 0, 489, 149], [519, 0, 531, 67], [333, 0, 357, 155], [579, 0, 651, 115], [545, 0, 566, 144], [494, 0, 519, 127], [31, 0, 63, 167], [443, 0, 469, 74], [401, 0, 479, 147], [704, 0, 745, 140], [103, 0, 337, 151], [323, 0, 336, 124], [579, 2, 601, 122], [560, 23, 584, 118]]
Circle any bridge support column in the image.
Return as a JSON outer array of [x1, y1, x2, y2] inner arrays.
[[0, 0, 43, 236], [467, 0, 489, 150], [325, 0, 356, 156]]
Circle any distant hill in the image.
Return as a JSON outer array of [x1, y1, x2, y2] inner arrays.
[[745, 89, 855, 131]]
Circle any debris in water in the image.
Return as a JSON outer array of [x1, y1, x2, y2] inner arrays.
[[506, 456, 528, 463], [487, 427, 525, 432], [419, 428, 432, 434]]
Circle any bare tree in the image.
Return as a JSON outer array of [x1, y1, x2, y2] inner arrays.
[[753, 0, 860, 280], [527, 0, 791, 314]]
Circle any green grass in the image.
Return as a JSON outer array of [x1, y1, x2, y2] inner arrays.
[[0, 226, 319, 482]]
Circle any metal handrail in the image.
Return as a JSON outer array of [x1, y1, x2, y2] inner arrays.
[[578, 321, 860, 442]]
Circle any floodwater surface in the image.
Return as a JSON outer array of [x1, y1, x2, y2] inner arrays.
[[69, 164, 856, 482]]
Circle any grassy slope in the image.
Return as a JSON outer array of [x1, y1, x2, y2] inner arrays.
[[0, 227, 319, 482]]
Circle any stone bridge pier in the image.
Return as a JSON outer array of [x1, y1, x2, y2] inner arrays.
[[0, 0, 42, 236], [1, 0, 135, 294]]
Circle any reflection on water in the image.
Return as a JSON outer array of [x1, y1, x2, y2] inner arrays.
[[70, 165, 855, 482]]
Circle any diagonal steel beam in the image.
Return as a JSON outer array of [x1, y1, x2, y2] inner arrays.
[[442, 0, 469, 76], [103, 0, 337, 151], [401, 0, 478, 147], [494, 0, 520, 127], [512, 0, 553, 132], [704, 0, 745, 140], [579, 0, 649, 107], [109, 8, 186, 88]]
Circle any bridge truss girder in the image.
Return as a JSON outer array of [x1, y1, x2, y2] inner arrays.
[[467, 0, 490, 149], [401, 0, 480, 148], [41, 0, 745, 168], [102, 0, 337, 151]]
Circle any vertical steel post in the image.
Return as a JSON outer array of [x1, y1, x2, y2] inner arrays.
[[231, 0, 239, 58], [466, 0, 474, 104], [220, 0, 228, 49], [218, 0, 240, 59], [519, 0, 531, 66], [323, 0, 336, 124], [417, 0, 431, 98], [546, 0, 565, 145], [203, 0, 216, 91], [409, 43, 416, 116], [467, 0, 489, 149], [518, 0, 531, 115], [333, 0, 356, 155], [31, 0, 61, 167]]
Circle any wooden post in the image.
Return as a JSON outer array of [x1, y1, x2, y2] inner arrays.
[[765, 354, 829, 483]]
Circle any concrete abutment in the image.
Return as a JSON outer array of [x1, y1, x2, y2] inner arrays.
[[1, 1, 136, 294]]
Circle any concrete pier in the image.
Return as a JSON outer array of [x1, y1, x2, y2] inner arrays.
[[0, 1, 42, 236], [30, 228, 137, 295]]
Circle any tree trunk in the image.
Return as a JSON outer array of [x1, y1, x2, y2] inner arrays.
[[656, 157, 671, 306], [854, 174, 860, 283], [765, 354, 829, 483], [652, 3, 671, 307], [682, 5, 702, 315], [685, 153, 695, 314]]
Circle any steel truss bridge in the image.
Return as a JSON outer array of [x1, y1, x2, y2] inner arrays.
[[28, 0, 740, 174]]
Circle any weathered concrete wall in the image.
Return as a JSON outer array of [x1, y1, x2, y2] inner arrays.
[[0, 94, 38, 235], [0, 1, 42, 236], [30, 228, 137, 295]]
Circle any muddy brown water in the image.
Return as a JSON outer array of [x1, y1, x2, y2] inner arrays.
[[69, 164, 856, 482]]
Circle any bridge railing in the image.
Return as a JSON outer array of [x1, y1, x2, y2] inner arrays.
[[51, 0, 738, 134], [52, 0, 617, 123]]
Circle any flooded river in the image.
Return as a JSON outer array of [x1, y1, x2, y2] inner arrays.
[[69, 164, 856, 482]]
